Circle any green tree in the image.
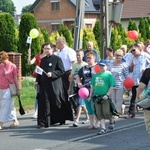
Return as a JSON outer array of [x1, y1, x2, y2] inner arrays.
[[93, 19, 101, 51], [144, 18, 150, 39], [82, 28, 99, 54], [0, 0, 16, 16], [49, 31, 60, 44], [41, 27, 50, 42], [138, 17, 147, 41], [110, 27, 122, 50], [0, 12, 17, 52], [128, 19, 138, 31], [59, 24, 73, 47], [18, 13, 40, 76], [21, 4, 32, 13]]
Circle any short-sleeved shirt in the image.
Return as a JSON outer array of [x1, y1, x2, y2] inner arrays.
[[78, 65, 95, 90], [71, 61, 87, 87], [128, 52, 150, 85], [0, 61, 18, 89], [140, 68, 150, 110], [108, 62, 129, 89], [91, 71, 115, 96], [35, 55, 42, 66], [58, 46, 76, 71]]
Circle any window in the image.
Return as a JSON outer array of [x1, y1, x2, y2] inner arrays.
[[52, 24, 60, 31], [51, 2, 60, 11]]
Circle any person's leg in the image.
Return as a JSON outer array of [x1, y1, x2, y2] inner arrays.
[[75, 106, 82, 122], [116, 88, 124, 114], [127, 85, 138, 118], [82, 106, 89, 120], [84, 99, 95, 128], [143, 109, 150, 138]]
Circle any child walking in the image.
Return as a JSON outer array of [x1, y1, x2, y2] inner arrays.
[[68, 49, 89, 127], [89, 60, 115, 134], [77, 52, 100, 129]]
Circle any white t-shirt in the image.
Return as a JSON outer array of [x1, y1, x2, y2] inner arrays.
[[58, 46, 76, 71]]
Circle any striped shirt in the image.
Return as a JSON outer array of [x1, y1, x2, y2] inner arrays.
[[108, 62, 129, 89]]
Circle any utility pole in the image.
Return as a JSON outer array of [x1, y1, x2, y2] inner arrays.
[[73, 0, 85, 51], [100, 0, 124, 59]]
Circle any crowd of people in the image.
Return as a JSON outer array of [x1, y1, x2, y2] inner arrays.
[[0, 37, 150, 137]]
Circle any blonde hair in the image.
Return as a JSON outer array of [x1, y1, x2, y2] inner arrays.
[[114, 49, 123, 56]]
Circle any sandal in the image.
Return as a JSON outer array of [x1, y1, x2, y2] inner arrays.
[[97, 128, 107, 135], [108, 121, 115, 130], [10, 121, 19, 128]]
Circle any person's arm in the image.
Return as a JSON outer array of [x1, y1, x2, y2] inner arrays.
[[14, 75, 20, 96], [103, 86, 114, 100], [68, 73, 73, 94], [27, 49, 36, 65], [88, 85, 93, 101], [76, 75, 83, 88], [136, 82, 146, 100]]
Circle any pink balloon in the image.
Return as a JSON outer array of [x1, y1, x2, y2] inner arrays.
[[123, 77, 134, 89], [78, 87, 89, 98], [127, 30, 138, 40]]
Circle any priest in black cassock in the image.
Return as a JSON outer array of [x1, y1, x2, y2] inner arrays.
[[35, 42, 74, 128]]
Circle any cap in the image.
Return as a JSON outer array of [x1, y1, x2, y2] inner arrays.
[[98, 59, 108, 66]]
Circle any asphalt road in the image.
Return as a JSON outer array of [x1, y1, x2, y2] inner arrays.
[[0, 107, 150, 150]]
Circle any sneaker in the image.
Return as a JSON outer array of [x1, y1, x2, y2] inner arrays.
[[73, 121, 79, 127], [82, 119, 89, 124], [32, 114, 38, 119], [108, 121, 115, 130], [98, 128, 107, 135]]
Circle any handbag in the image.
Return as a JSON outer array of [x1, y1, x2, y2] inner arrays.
[[9, 83, 17, 96], [18, 96, 25, 115], [3, 68, 18, 96]]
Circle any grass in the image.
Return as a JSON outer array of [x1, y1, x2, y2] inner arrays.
[[14, 78, 36, 111]]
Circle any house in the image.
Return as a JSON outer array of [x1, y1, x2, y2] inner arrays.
[[28, 0, 100, 33], [29, 0, 150, 33]]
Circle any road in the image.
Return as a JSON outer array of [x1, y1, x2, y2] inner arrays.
[[0, 107, 150, 150]]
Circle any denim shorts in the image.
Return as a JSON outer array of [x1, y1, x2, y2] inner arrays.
[[78, 97, 86, 107]]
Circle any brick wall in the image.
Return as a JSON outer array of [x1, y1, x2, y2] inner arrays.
[[7, 52, 22, 89]]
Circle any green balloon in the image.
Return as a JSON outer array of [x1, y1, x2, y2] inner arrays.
[[29, 28, 39, 39]]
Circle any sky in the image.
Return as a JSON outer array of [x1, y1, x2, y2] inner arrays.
[[12, 0, 36, 14]]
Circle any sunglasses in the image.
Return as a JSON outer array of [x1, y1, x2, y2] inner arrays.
[[131, 49, 136, 53]]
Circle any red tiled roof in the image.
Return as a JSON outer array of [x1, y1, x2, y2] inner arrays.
[[122, 0, 150, 19]]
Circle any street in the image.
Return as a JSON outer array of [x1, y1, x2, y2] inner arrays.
[[0, 108, 150, 150]]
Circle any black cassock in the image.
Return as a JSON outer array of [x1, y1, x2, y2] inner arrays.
[[36, 54, 73, 127]]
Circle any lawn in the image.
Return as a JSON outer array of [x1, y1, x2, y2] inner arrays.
[[14, 77, 36, 111]]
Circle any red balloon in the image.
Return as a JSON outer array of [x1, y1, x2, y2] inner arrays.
[[94, 64, 101, 73], [78, 87, 89, 98], [127, 30, 138, 40], [123, 78, 134, 89]]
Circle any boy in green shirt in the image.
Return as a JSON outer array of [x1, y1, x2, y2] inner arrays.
[[89, 60, 115, 134]]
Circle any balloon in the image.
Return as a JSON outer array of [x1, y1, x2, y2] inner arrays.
[[94, 64, 101, 73], [123, 78, 134, 89], [29, 28, 39, 39], [78, 87, 89, 98], [127, 30, 138, 40]]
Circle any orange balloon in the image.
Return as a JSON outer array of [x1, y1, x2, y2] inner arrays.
[[94, 64, 101, 73], [127, 30, 138, 40]]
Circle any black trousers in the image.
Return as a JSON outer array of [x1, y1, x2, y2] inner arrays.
[[128, 85, 138, 115]]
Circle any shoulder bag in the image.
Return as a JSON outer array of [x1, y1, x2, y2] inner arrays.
[[4, 68, 17, 96]]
